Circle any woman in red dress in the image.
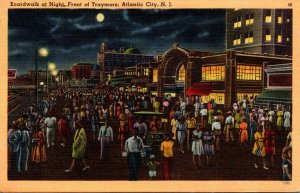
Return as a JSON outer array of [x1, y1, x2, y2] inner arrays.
[[58, 115, 68, 147], [118, 122, 127, 151], [265, 122, 276, 167], [31, 124, 47, 163]]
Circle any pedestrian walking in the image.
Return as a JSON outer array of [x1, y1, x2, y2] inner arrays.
[[160, 133, 174, 180], [58, 114, 68, 147], [265, 122, 276, 167], [65, 120, 90, 172], [176, 117, 187, 153], [186, 113, 196, 150], [98, 120, 113, 160], [31, 124, 47, 163], [224, 111, 235, 144], [191, 124, 204, 167], [124, 127, 145, 181], [252, 125, 268, 170], [203, 127, 215, 165], [44, 112, 57, 148], [146, 155, 160, 180], [281, 146, 292, 181], [8, 120, 30, 173]]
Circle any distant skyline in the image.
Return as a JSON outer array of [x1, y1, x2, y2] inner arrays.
[[9, 9, 226, 75]]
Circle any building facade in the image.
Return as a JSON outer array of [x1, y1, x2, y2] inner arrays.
[[255, 63, 292, 109], [71, 63, 93, 80], [152, 44, 292, 110], [97, 42, 154, 84], [226, 9, 292, 56]]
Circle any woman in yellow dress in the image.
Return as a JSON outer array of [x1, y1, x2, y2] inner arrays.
[[277, 108, 283, 130], [252, 125, 268, 170], [170, 117, 177, 140]]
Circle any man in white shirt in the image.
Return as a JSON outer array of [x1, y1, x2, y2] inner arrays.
[[133, 118, 147, 141], [180, 100, 187, 118], [200, 106, 208, 128], [224, 111, 235, 144], [124, 128, 145, 181], [194, 102, 201, 119], [212, 116, 221, 151], [44, 112, 57, 148], [98, 121, 113, 160]]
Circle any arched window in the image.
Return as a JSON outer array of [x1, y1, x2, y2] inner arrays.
[[178, 65, 185, 81]]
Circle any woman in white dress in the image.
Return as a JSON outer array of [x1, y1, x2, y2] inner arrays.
[[283, 109, 291, 132], [191, 124, 204, 167]]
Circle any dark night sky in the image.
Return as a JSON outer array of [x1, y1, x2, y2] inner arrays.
[[8, 9, 226, 74]]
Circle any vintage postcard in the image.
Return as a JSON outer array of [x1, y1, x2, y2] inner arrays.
[[0, 0, 299, 192]]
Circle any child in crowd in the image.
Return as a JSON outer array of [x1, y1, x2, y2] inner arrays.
[[146, 154, 160, 180]]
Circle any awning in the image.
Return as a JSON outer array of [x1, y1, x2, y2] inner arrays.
[[257, 89, 291, 102], [186, 83, 212, 96]]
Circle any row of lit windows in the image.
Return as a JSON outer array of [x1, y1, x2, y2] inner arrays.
[[201, 93, 225, 104], [234, 11, 290, 29], [236, 65, 262, 80], [125, 69, 149, 76], [125, 71, 136, 75], [233, 31, 288, 45], [202, 66, 225, 81], [236, 93, 259, 101], [153, 65, 261, 83]]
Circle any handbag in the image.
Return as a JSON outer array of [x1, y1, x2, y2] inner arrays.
[[122, 151, 128, 157], [141, 151, 146, 158], [254, 147, 262, 156], [31, 138, 40, 144]]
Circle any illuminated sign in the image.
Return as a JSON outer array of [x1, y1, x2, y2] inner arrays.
[[8, 69, 17, 79]]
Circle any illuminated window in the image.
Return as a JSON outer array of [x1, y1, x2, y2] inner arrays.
[[234, 16, 242, 28], [153, 69, 158, 82], [178, 65, 185, 81], [201, 93, 225, 104], [144, 69, 149, 76], [233, 34, 241, 45], [286, 37, 290, 42], [265, 29, 271, 42], [277, 16, 283, 24], [237, 65, 262, 80], [265, 10, 272, 23], [245, 31, 254, 44], [202, 65, 225, 81], [245, 13, 254, 25], [237, 93, 259, 101], [277, 30, 282, 43]]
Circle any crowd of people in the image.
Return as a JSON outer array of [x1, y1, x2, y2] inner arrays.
[[7, 88, 292, 181]]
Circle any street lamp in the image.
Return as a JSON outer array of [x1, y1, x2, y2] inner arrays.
[[50, 69, 58, 90], [39, 81, 45, 99], [35, 45, 48, 105], [47, 62, 56, 93]]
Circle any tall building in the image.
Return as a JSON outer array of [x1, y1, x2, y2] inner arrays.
[[226, 9, 292, 56], [97, 42, 154, 84]]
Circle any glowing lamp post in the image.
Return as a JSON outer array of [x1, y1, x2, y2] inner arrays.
[[39, 81, 45, 99], [36, 46, 48, 105], [50, 69, 58, 90], [47, 62, 56, 93]]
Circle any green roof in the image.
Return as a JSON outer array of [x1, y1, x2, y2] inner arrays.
[[124, 47, 141, 54], [257, 90, 291, 102]]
